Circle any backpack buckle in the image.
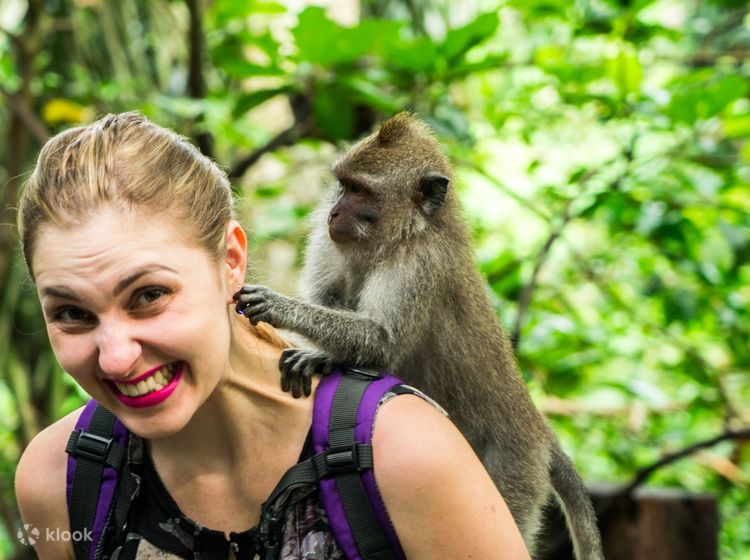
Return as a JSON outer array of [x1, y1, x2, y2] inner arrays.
[[323, 443, 374, 476], [67, 429, 121, 466], [345, 366, 384, 381]]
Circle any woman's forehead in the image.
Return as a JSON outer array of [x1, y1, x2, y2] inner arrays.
[[32, 207, 207, 285]]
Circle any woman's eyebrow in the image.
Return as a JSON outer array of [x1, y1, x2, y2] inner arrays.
[[41, 265, 178, 301], [41, 286, 80, 301], [112, 265, 177, 296]]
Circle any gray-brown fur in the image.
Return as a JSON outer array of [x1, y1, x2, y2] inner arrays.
[[234, 112, 603, 559]]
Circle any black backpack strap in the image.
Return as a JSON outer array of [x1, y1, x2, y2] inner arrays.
[[261, 368, 402, 560], [322, 370, 397, 560], [66, 401, 130, 559]]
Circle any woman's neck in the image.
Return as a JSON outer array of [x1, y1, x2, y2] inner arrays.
[[147, 321, 315, 476]]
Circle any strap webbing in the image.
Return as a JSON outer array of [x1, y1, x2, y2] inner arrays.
[[68, 406, 118, 560], [329, 374, 396, 560]]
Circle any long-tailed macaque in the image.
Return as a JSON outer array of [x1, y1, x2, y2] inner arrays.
[[235, 113, 603, 559]]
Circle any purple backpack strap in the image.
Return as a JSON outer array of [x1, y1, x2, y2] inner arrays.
[[65, 400, 129, 559], [313, 368, 406, 560]]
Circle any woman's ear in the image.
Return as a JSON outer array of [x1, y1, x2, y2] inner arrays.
[[224, 220, 248, 302]]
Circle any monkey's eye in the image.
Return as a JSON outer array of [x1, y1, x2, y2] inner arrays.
[[346, 182, 368, 195]]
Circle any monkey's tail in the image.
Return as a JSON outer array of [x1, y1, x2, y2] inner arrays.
[[549, 443, 604, 560]]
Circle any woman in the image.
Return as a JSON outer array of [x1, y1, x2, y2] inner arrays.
[[14, 113, 529, 559]]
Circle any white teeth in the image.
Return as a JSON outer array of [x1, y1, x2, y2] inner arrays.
[[114, 363, 178, 397]]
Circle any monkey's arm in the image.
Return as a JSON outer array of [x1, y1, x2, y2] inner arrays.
[[235, 285, 399, 366], [234, 260, 436, 368]]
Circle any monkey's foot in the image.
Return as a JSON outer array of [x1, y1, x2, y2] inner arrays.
[[280, 348, 336, 398]]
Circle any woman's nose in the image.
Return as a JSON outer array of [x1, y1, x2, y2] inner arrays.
[[95, 320, 141, 378]]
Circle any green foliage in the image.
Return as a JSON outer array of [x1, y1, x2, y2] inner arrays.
[[1, 0, 749, 556]]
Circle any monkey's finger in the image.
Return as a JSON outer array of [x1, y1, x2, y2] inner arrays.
[[234, 294, 268, 314], [283, 350, 307, 398], [232, 284, 263, 302], [280, 360, 293, 393], [290, 370, 304, 398], [280, 349, 301, 393], [293, 364, 313, 399], [293, 354, 316, 399], [302, 373, 313, 397], [241, 303, 273, 324]]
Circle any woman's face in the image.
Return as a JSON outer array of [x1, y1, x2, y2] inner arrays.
[[31, 205, 247, 438]]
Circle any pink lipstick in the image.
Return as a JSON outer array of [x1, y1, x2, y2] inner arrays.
[[107, 362, 183, 409]]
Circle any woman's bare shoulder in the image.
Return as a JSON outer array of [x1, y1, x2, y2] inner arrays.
[[15, 405, 85, 559], [372, 394, 530, 559]]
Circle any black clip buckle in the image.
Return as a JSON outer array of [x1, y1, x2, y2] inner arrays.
[[72, 430, 113, 463], [345, 366, 383, 381], [325, 444, 361, 476]]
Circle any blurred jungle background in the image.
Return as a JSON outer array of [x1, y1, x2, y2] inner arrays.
[[1, 0, 749, 558]]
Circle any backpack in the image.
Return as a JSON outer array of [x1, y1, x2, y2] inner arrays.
[[65, 367, 408, 560]]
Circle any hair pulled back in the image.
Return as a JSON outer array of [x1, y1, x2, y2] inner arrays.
[[18, 112, 289, 348], [19, 112, 231, 270]]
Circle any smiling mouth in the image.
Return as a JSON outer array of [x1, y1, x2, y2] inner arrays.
[[114, 363, 179, 397]]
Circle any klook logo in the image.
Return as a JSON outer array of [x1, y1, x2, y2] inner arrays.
[[16, 524, 92, 546], [17, 523, 40, 546]]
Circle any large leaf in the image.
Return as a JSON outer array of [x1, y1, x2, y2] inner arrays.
[[232, 85, 294, 118], [293, 7, 400, 67], [670, 75, 750, 124], [313, 86, 356, 141], [441, 12, 500, 63]]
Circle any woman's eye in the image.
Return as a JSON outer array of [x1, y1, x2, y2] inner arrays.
[[53, 307, 93, 323], [134, 287, 170, 306]]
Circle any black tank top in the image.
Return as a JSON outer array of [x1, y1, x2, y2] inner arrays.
[[122, 433, 318, 560]]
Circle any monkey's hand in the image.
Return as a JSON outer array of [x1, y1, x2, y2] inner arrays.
[[233, 284, 293, 328], [280, 348, 336, 398]]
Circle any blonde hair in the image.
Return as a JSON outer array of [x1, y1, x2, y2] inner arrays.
[[18, 112, 290, 349]]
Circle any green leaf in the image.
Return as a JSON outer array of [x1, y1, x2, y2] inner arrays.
[[723, 114, 750, 138], [339, 76, 403, 112], [232, 85, 293, 118], [209, 0, 285, 25], [606, 41, 642, 96], [223, 61, 285, 79], [670, 74, 750, 124], [292, 7, 342, 65], [293, 7, 399, 66], [445, 54, 509, 80], [441, 12, 500, 63], [382, 37, 439, 72], [313, 87, 355, 141]]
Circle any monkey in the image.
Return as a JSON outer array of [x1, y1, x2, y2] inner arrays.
[[234, 112, 603, 559]]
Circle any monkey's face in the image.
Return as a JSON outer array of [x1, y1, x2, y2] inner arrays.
[[327, 177, 384, 246], [327, 115, 453, 252]]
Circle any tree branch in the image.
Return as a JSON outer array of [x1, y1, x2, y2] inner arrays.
[[511, 198, 574, 349], [620, 428, 750, 496], [0, 85, 50, 144], [228, 120, 309, 181], [184, 0, 213, 158]]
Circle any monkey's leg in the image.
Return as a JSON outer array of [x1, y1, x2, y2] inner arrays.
[[280, 348, 336, 398]]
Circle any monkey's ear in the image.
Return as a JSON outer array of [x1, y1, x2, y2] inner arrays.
[[416, 172, 450, 215]]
